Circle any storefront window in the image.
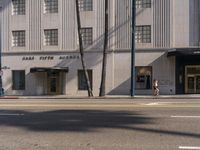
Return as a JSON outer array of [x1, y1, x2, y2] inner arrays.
[[135, 66, 152, 89]]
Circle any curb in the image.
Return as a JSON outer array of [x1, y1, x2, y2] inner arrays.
[[0, 96, 19, 99], [2, 95, 200, 100]]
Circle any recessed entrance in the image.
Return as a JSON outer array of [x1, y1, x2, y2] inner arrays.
[[47, 72, 61, 95], [185, 65, 200, 94], [30, 67, 68, 95]]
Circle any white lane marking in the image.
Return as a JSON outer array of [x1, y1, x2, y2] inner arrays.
[[145, 102, 159, 106], [171, 116, 200, 118], [0, 113, 24, 116], [145, 102, 182, 106], [179, 146, 200, 149]]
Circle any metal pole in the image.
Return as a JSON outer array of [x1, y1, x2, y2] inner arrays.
[[131, 0, 136, 96], [0, 6, 2, 96]]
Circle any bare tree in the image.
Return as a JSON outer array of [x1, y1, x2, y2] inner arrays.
[[75, 0, 93, 97], [99, 0, 109, 96]]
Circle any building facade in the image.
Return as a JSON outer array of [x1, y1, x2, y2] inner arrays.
[[0, 0, 200, 96]]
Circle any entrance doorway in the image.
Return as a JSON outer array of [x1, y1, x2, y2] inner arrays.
[[185, 65, 200, 94], [47, 72, 61, 95], [30, 67, 68, 95]]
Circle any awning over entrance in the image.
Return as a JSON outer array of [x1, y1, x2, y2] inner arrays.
[[30, 67, 68, 73], [167, 48, 200, 57]]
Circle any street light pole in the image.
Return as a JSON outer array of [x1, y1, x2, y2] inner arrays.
[[131, 0, 136, 97], [0, 6, 2, 96]]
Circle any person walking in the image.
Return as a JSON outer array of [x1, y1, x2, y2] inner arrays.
[[153, 79, 159, 96]]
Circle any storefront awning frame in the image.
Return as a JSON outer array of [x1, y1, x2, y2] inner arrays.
[[167, 48, 200, 57]]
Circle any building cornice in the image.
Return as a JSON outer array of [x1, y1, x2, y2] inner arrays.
[[2, 48, 190, 56]]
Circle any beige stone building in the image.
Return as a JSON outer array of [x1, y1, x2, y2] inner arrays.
[[0, 0, 200, 96]]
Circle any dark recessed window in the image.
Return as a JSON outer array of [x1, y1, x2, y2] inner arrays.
[[78, 0, 93, 11], [78, 70, 93, 90], [12, 70, 25, 90], [135, 25, 151, 43], [80, 28, 93, 48], [44, 0, 58, 13], [12, 0, 25, 15], [136, 0, 151, 8], [12, 30, 25, 47], [44, 29, 58, 46]]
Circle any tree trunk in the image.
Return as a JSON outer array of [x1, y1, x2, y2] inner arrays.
[[99, 0, 109, 96], [75, 0, 93, 97]]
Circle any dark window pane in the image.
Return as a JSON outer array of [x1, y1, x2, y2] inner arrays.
[[12, 0, 25, 15], [135, 25, 151, 43], [78, 70, 92, 90], [44, 29, 58, 46], [136, 0, 151, 8], [12, 70, 25, 90], [12, 30, 25, 47], [80, 28, 93, 48], [78, 0, 93, 11], [44, 0, 58, 13]]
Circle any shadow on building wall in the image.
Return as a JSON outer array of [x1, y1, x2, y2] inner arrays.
[[107, 51, 175, 96], [4, 51, 175, 96], [2, 1, 149, 96]]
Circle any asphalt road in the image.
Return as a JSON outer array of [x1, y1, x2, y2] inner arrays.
[[0, 98, 200, 150]]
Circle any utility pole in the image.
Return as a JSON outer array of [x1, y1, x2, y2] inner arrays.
[[131, 0, 136, 97]]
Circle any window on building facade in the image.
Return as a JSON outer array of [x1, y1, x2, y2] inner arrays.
[[135, 25, 151, 43], [78, 0, 93, 11], [135, 66, 152, 89], [80, 28, 93, 48], [136, 0, 151, 8], [44, 29, 58, 46], [78, 70, 93, 90], [44, 0, 58, 13], [12, 70, 25, 90], [12, 30, 25, 47], [12, 0, 25, 15]]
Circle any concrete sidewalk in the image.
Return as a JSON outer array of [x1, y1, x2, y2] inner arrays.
[[1, 94, 200, 99]]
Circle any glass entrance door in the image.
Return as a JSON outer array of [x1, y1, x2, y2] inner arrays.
[[187, 76, 200, 94], [196, 76, 200, 93], [185, 65, 200, 94], [187, 76, 195, 94], [47, 72, 60, 95], [49, 77, 57, 93]]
